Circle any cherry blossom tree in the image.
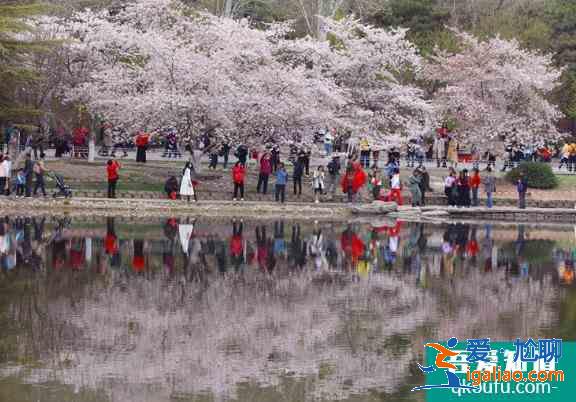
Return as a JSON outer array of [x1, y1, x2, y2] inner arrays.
[[424, 31, 563, 146], [42, 0, 436, 146], [276, 15, 437, 147], [46, 0, 345, 145]]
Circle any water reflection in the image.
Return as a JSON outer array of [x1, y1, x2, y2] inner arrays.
[[0, 217, 574, 402]]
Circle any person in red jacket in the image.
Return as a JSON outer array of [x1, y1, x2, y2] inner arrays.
[[341, 161, 367, 203], [257, 152, 272, 194], [470, 168, 481, 207], [232, 161, 246, 201], [107, 159, 121, 198], [135, 131, 149, 163]]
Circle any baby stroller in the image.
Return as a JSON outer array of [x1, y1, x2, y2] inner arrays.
[[50, 172, 72, 198]]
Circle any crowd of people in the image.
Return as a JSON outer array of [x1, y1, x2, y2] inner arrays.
[[0, 152, 48, 198], [0, 121, 566, 209]]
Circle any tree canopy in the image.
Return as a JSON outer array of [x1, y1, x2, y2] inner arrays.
[[0, 0, 574, 144]]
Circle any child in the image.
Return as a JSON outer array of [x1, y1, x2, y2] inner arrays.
[[312, 166, 325, 203], [15, 170, 26, 197]]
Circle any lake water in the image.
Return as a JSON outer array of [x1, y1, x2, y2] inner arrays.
[[0, 216, 574, 402]]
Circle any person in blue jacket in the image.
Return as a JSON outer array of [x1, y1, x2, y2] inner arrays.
[[275, 163, 288, 203]]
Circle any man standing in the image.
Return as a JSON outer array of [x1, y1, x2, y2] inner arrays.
[[470, 168, 481, 207], [235, 144, 248, 166], [33, 156, 47, 197], [484, 167, 496, 208], [326, 155, 341, 199], [257, 152, 272, 194], [221, 140, 230, 169], [23, 153, 34, 197], [3, 123, 15, 154], [275, 163, 288, 203], [517, 172, 528, 209], [293, 156, 304, 196], [324, 128, 334, 156], [434, 134, 447, 168]]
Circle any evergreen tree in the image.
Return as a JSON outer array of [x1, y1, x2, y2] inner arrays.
[[0, 2, 50, 124]]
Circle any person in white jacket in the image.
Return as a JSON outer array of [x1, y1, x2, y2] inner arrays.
[[180, 161, 197, 202], [313, 166, 325, 203], [0, 155, 12, 196]]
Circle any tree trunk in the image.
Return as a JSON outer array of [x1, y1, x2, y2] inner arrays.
[[224, 0, 233, 17], [88, 136, 95, 162]]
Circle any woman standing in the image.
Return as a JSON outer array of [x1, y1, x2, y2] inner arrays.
[[0, 155, 10, 195], [135, 131, 149, 163], [232, 161, 246, 201], [0, 155, 5, 195], [257, 152, 272, 194], [312, 166, 325, 203], [359, 137, 370, 169], [389, 168, 402, 205], [447, 136, 458, 168], [408, 170, 422, 207], [180, 161, 197, 202], [484, 167, 496, 208], [444, 168, 457, 206], [470, 168, 481, 206], [457, 169, 471, 207], [106, 159, 121, 199]]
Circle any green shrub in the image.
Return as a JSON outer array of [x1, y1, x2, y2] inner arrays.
[[505, 162, 559, 189]]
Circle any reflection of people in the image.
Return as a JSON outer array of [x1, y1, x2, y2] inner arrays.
[[163, 218, 178, 273], [52, 231, 67, 271], [255, 225, 268, 271], [70, 238, 85, 270], [273, 221, 286, 259], [214, 235, 227, 274], [179, 219, 195, 255], [517, 173, 528, 209], [308, 224, 325, 271], [107, 159, 121, 199], [104, 217, 120, 268], [341, 225, 365, 270], [289, 224, 307, 270], [230, 219, 244, 271], [132, 239, 146, 273]]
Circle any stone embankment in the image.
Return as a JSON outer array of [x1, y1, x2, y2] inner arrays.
[[2, 198, 576, 224], [0, 197, 349, 220]]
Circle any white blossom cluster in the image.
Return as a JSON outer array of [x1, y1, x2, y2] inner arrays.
[[32, 0, 563, 148]]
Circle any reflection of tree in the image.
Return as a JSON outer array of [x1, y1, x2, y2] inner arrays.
[[6, 273, 437, 400], [435, 270, 559, 340], [501, 239, 555, 265], [4, 263, 561, 401], [0, 220, 565, 401]]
